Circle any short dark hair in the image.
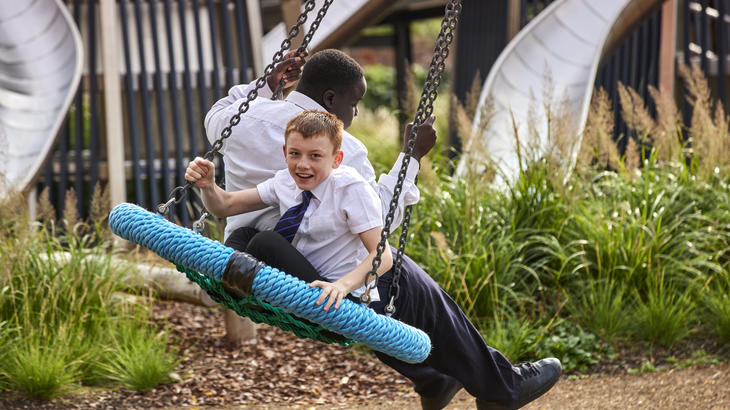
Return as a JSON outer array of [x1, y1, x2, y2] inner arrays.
[[297, 49, 364, 96], [285, 110, 343, 152]]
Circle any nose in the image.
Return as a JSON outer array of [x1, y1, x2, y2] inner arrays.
[[296, 157, 311, 169]]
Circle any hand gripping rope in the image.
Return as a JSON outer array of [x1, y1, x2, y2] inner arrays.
[[109, 203, 431, 364]]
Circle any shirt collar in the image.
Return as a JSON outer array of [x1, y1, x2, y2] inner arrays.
[[286, 91, 326, 111], [293, 171, 334, 202]]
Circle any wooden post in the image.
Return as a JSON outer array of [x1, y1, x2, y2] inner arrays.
[[99, 0, 126, 208], [281, 0, 303, 50], [245, 0, 264, 76], [507, 0, 522, 40], [394, 14, 412, 131], [659, 0, 677, 94]]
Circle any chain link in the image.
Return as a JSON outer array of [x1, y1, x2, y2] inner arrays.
[[361, 0, 463, 311], [157, 0, 328, 216]]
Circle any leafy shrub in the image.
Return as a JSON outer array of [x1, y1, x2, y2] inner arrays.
[[533, 321, 610, 373]]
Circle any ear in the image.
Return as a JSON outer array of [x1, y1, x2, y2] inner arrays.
[[332, 150, 343, 169], [282, 144, 287, 158], [322, 89, 336, 111]]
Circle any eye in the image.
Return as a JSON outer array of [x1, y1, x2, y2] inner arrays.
[[312, 153, 322, 159]]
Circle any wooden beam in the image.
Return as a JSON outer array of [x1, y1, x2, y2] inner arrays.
[[659, 0, 677, 94], [507, 0, 521, 40], [99, 0, 126, 208], [246, 0, 264, 75], [602, 0, 665, 60], [281, 0, 303, 50], [314, 0, 394, 51]]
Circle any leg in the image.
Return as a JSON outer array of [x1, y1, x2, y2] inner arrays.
[[369, 250, 520, 405], [246, 231, 360, 303], [245, 231, 352, 342], [245, 231, 322, 282], [225, 226, 260, 251]]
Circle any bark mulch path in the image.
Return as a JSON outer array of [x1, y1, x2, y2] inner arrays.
[[1, 300, 728, 409]]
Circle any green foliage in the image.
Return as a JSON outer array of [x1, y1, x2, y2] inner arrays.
[[354, 69, 730, 369], [568, 278, 632, 344], [632, 277, 696, 348], [533, 321, 611, 373], [0, 201, 179, 399], [703, 274, 730, 344], [361, 64, 398, 113], [0, 334, 80, 399], [481, 316, 540, 363], [93, 317, 178, 391]]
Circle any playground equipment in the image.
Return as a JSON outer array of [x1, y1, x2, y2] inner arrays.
[[109, 0, 461, 362], [0, 0, 83, 195], [261, 0, 391, 62], [457, 0, 665, 186]]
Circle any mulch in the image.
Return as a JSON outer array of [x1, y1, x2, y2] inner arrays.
[[1, 300, 728, 409]]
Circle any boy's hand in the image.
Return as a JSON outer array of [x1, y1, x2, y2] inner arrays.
[[267, 50, 307, 92], [310, 280, 347, 311], [403, 114, 437, 161], [185, 157, 216, 189]]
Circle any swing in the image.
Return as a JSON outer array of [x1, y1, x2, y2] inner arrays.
[[109, 0, 462, 365]]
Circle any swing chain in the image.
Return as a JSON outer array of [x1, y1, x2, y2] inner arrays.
[[363, 0, 462, 311], [272, 0, 336, 100], [157, 0, 323, 216]]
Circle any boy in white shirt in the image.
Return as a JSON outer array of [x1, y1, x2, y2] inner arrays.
[[185, 110, 393, 310]]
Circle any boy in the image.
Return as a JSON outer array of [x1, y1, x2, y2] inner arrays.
[[186, 110, 393, 309]]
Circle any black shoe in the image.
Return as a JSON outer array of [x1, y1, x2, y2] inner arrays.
[[476, 358, 562, 410], [420, 381, 463, 410]]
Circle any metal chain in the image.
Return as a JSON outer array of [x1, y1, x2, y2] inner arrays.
[[272, 0, 336, 100], [361, 0, 462, 312], [157, 0, 326, 215]]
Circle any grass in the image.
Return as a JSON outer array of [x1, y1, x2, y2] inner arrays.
[[353, 61, 730, 369], [92, 315, 179, 391], [0, 191, 178, 399]]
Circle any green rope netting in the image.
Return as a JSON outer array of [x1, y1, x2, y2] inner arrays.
[[175, 263, 353, 346]]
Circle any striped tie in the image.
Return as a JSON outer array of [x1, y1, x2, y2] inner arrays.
[[273, 190, 313, 242]]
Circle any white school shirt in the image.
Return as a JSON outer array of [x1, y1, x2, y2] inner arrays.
[[257, 166, 383, 300], [204, 83, 421, 240]]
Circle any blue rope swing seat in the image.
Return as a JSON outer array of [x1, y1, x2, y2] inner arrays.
[[109, 203, 431, 364]]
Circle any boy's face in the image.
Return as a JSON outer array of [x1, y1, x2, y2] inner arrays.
[[283, 131, 343, 191], [325, 76, 367, 129]]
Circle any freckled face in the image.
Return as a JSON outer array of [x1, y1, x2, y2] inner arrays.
[[283, 131, 343, 191]]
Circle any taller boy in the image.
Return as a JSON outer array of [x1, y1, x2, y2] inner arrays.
[[205, 49, 561, 409]]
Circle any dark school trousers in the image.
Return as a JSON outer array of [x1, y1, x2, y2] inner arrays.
[[225, 227, 521, 403]]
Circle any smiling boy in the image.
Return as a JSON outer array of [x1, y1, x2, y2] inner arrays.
[[185, 110, 392, 309]]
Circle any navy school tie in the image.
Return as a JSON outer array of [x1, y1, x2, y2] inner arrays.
[[273, 190, 313, 242]]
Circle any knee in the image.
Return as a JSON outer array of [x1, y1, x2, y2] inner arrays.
[[224, 226, 259, 251], [246, 231, 284, 256]]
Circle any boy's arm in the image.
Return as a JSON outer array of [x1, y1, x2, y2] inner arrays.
[[185, 157, 268, 217], [309, 227, 392, 311], [204, 53, 305, 145], [344, 116, 436, 229]]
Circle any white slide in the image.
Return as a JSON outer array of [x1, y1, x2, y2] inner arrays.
[[0, 0, 83, 195], [458, 0, 662, 186]]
